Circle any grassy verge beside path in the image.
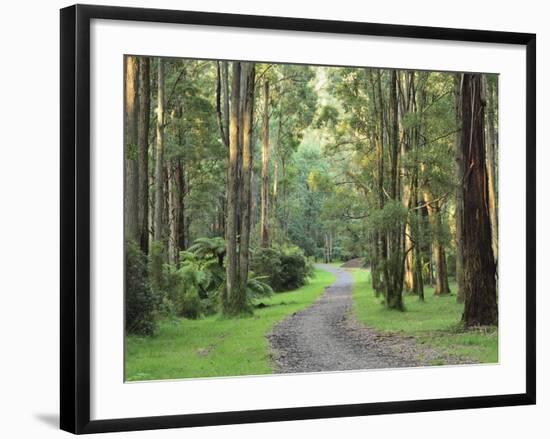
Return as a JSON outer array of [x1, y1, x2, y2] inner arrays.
[[126, 267, 336, 381], [350, 268, 498, 365]]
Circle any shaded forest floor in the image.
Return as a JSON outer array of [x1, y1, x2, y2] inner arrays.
[[350, 269, 498, 365], [125, 268, 336, 381]]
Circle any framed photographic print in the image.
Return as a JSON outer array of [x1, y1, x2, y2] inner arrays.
[[60, 4, 536, 434]]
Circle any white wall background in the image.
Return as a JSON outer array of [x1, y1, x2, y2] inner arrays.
[[0, 0, 545, 438]]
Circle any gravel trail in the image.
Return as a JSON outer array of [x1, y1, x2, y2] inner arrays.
[[268, 264, 431, 373]]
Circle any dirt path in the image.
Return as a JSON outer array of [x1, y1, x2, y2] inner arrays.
[[268, 264, 430, 373]]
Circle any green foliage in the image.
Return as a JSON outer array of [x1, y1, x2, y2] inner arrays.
[[351, 268, 498, 364], [178, 290, 203, 320], [125, 268, 336, 380], [125, 241, 160, 336], [162, 238, 226, 318], [245, 274, 274, 301], [401, 111, 421, 130], [314, 247, 325, 262], [251, 245, 313, 292], [188, 236, 226, 262], [159, 236, 273, 318], [149, 240, 165, 294], [307, 169, 333, 192], [369, 200, 408, 233], [315, 104, 339, 128]]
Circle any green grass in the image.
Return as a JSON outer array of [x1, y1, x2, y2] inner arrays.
[[350, 268, 498, 365], [125, 268, 336, 381]]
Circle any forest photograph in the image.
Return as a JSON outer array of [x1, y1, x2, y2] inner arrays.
[[123, 55, 499, 381]]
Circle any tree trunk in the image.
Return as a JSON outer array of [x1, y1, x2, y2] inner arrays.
[[413, 238, 425, 301], [399, 71, 422, 297], [281, 156, 288, 238], [402, 118, 414, 293], [382, 70, 405, 311], [153, 58, 165, 243], [148, 169, 154, 248], [485, 75, 498, 266], [222, 62, 230, 142], [216, 62, 229, 148], [124, 56, 140, 243], [224, 61, 242, 315], [216, 61, 229, 242], [137, 57, 150, 254], [412, 76, 425, 300], [167, 163, 181, 265], [461, 73, 498, 327], [401, 113, 414, 293], [411, 172, 424, 300], [216, 193, 225, 238], [403, 228, 414, 292], [454, 74, 466, 303], [370, 231, 381, 296], [260, 80, 270, 247], [423, 189, 450, 296], [434, 238, 450, 295], [176, 160, 187, 251], [428, 248, 435, 286], [162, 162, 169, 245], [374, 70, 387, 297], [238, 63, 256, 293]]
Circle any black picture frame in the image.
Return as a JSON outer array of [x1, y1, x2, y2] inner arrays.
[[60, 4, 536, 434]]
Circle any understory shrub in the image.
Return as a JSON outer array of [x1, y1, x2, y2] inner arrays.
[[314, 247, 325, 262], [128, 236, 275, 324], [162, 237, 273, 316], [251, 245, 313, 292], [125, 240, 159, 336], [162, 240, 226, 319]]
